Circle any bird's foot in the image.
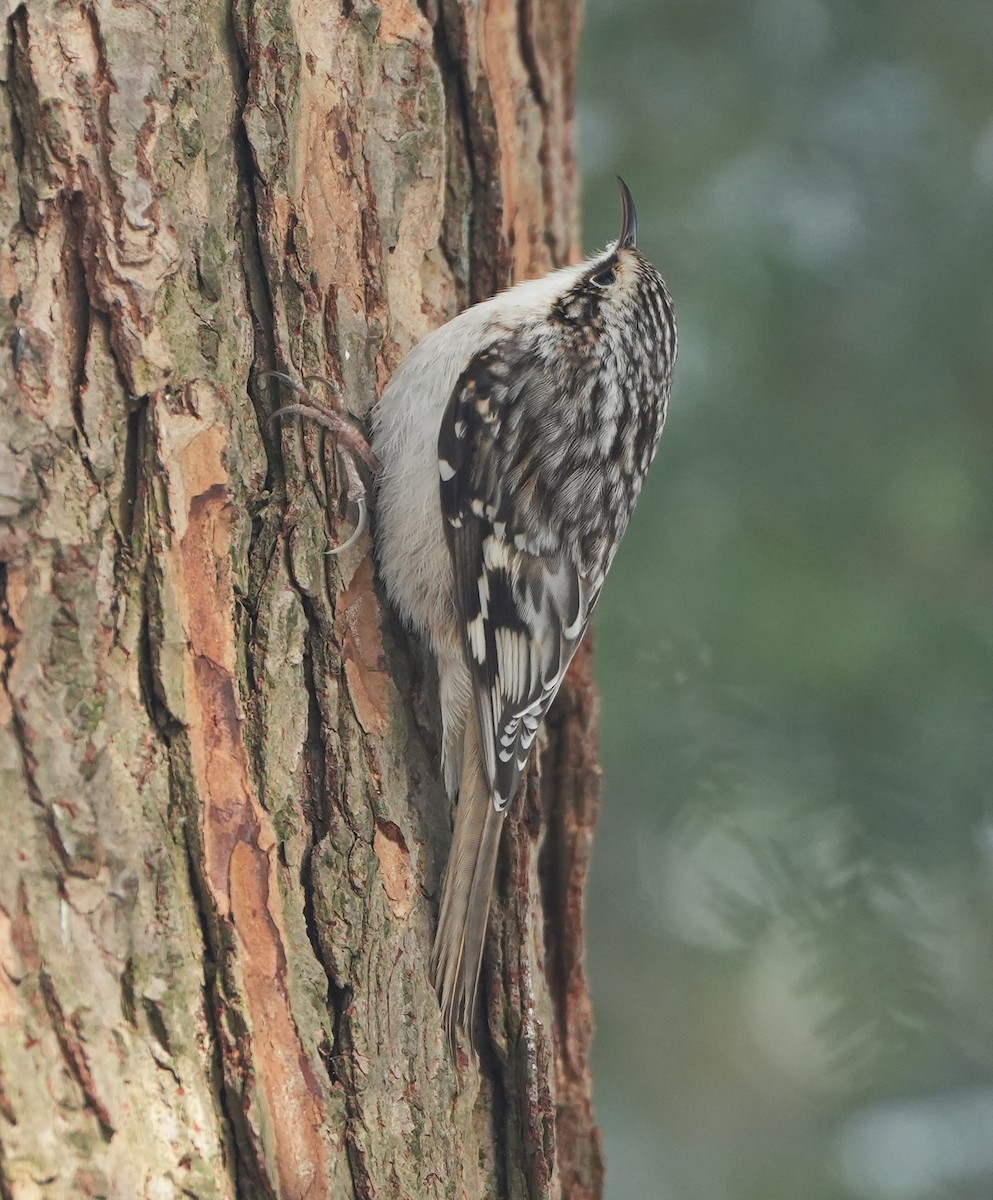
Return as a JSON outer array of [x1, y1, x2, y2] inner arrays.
[[265, 371, 381, 556]]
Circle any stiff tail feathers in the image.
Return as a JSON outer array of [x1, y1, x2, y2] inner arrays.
[[429, 711, 505, 1048]]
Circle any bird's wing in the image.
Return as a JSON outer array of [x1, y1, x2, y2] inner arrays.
[[438, 337, 598, 810]]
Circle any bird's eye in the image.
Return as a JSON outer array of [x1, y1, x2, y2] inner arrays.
[[590, 263, 615, 289]]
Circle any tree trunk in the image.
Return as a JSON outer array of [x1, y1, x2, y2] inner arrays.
[[0, 0, 603, 1196]]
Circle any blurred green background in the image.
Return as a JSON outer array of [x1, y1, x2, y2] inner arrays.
[[579, 3, 993, 1198]]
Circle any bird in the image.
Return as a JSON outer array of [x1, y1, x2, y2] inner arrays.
[[370, 178, 677, 1046]]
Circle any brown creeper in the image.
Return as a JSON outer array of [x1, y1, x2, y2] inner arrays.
[[373, 178, 677, 1045]]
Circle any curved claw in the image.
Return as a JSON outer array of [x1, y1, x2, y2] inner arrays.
[[262, 370, 341, 402], [302, 374, 342, 397], [267, 402, 342, 435], [326, 496, 367, 557], [261, 369, 311, 398]]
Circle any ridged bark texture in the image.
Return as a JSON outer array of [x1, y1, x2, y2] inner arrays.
[[0, 0, 603, 1196]]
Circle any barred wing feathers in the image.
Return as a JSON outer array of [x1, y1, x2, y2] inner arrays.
[[438, 340, 597, 811]]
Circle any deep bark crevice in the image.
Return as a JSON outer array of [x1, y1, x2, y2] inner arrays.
[[118, 394, 147, 549], [516, 0, 547, 110], [419, 0, 474, 308], [179, 834, 244, 1200], [299, 629, 345, 1025], [6, 6, 32, 230], [3, 10, 26, 183], [60, 195, 91, 446]]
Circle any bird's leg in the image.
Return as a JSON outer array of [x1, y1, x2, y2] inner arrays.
[[265, 371, 382, 556]]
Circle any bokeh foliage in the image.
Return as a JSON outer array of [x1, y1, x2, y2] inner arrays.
[[579, 3, 993, 1197]]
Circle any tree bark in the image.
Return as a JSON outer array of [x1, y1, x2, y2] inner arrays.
[[0, 0, 603, 1196]]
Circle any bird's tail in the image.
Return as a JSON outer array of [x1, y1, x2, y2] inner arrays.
[[430, 709, 505, 1047]]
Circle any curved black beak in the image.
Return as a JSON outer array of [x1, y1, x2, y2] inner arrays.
[[616, 176, 638, 250]]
